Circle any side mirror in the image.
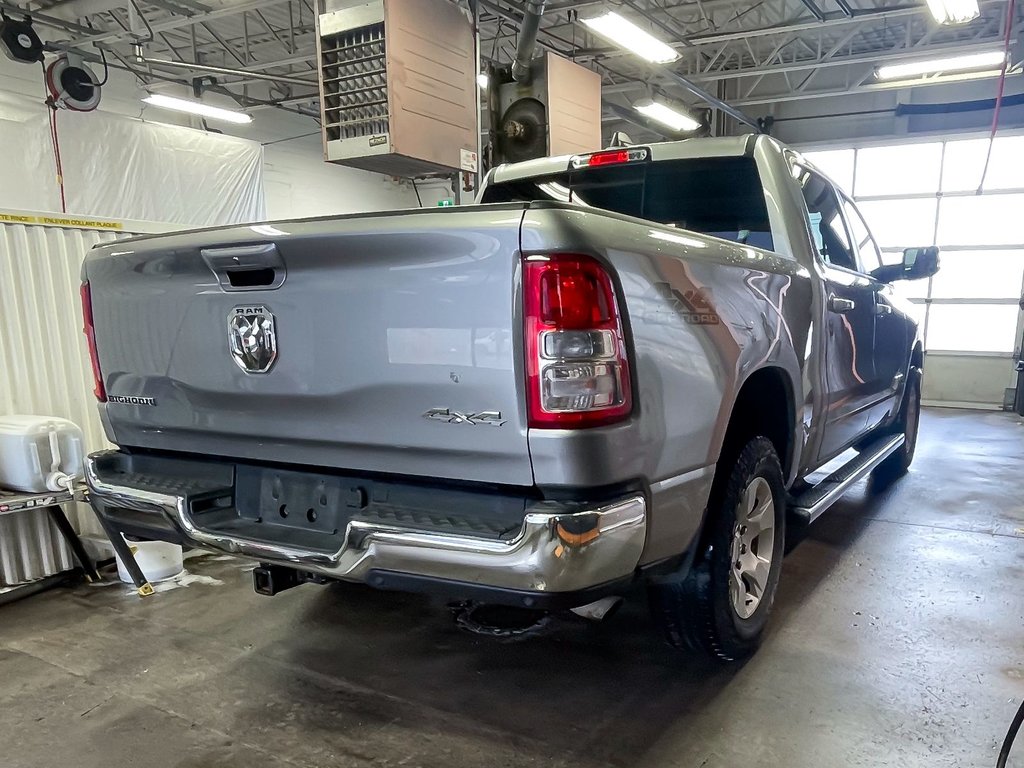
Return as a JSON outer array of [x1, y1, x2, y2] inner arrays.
[[901, 246, 940, 280], [873, 246, 940, 283]]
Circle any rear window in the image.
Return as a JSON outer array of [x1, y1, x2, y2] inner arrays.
[[481, 156, 774, 251]]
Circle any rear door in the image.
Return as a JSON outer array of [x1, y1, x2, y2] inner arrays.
[[798, 171, 879, 460], [84, 207, 534, 486]]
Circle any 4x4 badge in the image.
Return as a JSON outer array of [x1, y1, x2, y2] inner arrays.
[[422, 408, 505, 426]]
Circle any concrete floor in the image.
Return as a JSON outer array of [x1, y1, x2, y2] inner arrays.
[[2, 407, 1023, 768]]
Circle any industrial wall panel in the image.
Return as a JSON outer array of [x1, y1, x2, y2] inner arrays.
[[0, 222, 129, 543]]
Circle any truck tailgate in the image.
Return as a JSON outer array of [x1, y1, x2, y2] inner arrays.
[[83, 206, 533, 486]]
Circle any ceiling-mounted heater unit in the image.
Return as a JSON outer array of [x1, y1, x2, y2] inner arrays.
[[488, 52, 603, 166], [316, 0, 478, 177]]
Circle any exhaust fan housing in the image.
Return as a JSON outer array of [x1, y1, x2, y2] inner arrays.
[[316, 0, 478, 177], [490, 52, 602, 166], [0, 16, 44, 63]]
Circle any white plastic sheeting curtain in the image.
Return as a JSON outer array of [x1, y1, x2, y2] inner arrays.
[[1, 96, 265, 226], [0, 223, 128, 583]]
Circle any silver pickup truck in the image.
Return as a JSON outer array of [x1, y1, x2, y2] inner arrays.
[[82, 135, 938, 659]]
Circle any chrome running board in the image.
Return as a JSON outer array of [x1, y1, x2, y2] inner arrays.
[[791, 434, 905, 524]]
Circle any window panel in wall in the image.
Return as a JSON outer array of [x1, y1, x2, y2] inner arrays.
[[891, 276, 929, 301], [903, 300, 928, 337], [942, 136, 1024, 193], [941, 139, 988, 193], [936, 194, 1024, 247], [854, 143, 943, 197], [926, 304, 1020, 353], [930, 250, 1024, 299], [857, 198, 937, 248], [802, 149, 855, 193], [984, 136, 1024, 190]]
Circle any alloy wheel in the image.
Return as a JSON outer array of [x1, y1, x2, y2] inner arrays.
[[729, 476, 776, 620]]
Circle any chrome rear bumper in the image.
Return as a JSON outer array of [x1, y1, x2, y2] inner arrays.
[[84, 451, 647, 597]]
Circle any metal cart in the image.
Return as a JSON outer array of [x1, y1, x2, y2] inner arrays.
[[0, 486, 156, 598], [0, 487, 101, 602]]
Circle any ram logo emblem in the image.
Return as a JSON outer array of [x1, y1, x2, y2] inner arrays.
[[228, 305, 278, 374]]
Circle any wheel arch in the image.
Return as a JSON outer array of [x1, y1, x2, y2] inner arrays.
[[688, 365, 798, 563], [911, 340, 924, 371], [717, 365, 799, 481]]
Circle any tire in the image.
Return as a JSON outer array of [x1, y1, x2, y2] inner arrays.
[[873, 366, 922, 482], [648, 437, 787, 661]]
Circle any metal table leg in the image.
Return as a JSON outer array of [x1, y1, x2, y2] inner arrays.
[[46, 504, 101, 582], [92, 514, 154, 597]]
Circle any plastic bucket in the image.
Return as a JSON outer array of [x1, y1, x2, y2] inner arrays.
[[116, 538, 184, 584]]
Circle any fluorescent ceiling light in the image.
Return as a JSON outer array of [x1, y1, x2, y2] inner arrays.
[[142, 93, 252, 124], [867, 68, 1011, 90], [634, 100, 700, 132], [476, 72, 489, 89], [876, 51, 1006, 80], [581, 11, 679, 64], [924, 0, 980, 24]]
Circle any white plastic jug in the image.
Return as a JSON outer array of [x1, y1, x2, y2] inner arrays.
[[0, 415, 85, 493]]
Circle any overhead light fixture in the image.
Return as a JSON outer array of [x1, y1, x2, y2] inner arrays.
[[142, 93, 253, 124], [875, 50, 1006, 80], [581, 11, 679, 64], [868, 68, 1014, 91], [476, 72, 489, 89], [634, 100, 700, 132], [924, 0, 980, 25]]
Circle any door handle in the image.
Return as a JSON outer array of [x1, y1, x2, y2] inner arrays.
[[876, 302, 893, 316], [828, 294, 856, 313], [202, 243, 286, 292]]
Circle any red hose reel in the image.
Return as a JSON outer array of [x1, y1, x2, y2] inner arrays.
[[44, 53, 102, 112]]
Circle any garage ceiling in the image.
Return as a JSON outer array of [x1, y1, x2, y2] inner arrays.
[[8, 0, 1018, 127]]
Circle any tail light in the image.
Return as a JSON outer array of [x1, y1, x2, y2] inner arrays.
[[80, 281, 106, 402], [523, 254, 632, 428]]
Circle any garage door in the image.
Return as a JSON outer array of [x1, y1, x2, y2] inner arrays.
[[804, 134, 1024, 408]]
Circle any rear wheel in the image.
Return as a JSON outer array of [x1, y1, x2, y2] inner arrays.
[[873, 366, 922, 482], [649, 437, 786, 661]]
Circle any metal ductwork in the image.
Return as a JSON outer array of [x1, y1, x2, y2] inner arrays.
[[511, 0, 545, 83]]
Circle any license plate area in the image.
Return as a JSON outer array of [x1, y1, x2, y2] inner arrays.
[[235, 465, 367, 535]]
